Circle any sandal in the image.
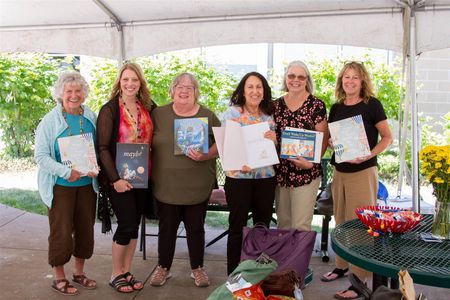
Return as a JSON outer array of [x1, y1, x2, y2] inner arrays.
[[72, 274, 97, 289], [321, 268, 349, 282], [334, 285, 364, 300], [124, 272, 143, 290], [109, 274, 133, 293], [348, 273, 371, 299], [51, 279, 79, 296]]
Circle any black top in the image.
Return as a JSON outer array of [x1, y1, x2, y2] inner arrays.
[[329, 97, 387, 173], [96, 97, 156, 185], [273, 95, 327, 187]]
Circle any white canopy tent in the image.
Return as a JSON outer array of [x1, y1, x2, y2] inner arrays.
[[1, 0, 450, 211]]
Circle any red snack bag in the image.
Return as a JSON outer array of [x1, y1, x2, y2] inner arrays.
[[232, 283, 266, 300]]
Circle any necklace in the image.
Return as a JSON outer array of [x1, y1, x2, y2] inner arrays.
[[122, 98, 142, 141], [62, 106, 84, 136]]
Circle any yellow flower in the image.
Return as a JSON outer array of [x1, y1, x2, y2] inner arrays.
[[435, 162, 442, 169], [434, 177, 444, 184]]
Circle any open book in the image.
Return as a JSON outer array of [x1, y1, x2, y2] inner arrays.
[[213, 120, 279, 171], [116, 143, 149, 188], [58, 132, 99, 176], [280, 127, 323, 163], [329, 114, 371, 163]]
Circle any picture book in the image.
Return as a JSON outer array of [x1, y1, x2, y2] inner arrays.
[[58, 132, 99, 176], [280, 127, 323, 163], [213, 120, 279, 171], [174, 117, 208, 155], [116, 143, 149, 188], [328, 114, 371, 163]]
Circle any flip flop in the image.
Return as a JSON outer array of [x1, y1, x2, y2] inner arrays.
[[321, 268, 349, 282], [334, 285, 364, 300], [348, 273, 371, 299]]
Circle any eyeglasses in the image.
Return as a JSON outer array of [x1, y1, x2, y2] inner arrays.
[[287, 74, 308, 81], [175, 85, 195, 92]]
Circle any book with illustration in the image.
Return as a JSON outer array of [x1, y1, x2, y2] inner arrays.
[[174, 117, 208, 155], [328, 114, 371, 163], [280, 127, 323, 163], [58, 132, 99, 175], [213, 120, 279, 171], [116, 143, 149, 188]]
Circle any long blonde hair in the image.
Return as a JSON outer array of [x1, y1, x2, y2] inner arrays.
[[335, 61, 374, 103], [109, 62, 153, 109]]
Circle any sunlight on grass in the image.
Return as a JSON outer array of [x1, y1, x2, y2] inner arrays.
[[0, 188, 333, 233], [0, 188, 47, 215]]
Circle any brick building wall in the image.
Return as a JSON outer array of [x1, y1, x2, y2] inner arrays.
[[416, 48, 450, 123]]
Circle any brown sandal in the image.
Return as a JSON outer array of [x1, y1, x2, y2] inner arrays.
[[72, 274, 97, 289], [52, 279, 79, 296]]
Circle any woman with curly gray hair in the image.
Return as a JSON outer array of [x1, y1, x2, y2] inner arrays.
[[35, 71, 98, 296]]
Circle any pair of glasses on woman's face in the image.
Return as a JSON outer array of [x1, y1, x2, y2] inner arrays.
[[287, 74, 307, 81]]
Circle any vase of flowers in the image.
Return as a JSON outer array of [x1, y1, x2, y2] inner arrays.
[[419, 145, 450, 239]]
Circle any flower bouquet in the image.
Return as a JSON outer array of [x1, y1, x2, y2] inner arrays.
[[419, 145, 450, 239]]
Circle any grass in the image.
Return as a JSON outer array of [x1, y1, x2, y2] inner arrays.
[[0, 188, 47, 216], [0, 188, 328, 232]]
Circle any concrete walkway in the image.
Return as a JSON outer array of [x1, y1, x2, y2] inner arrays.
[[0, 204, 447, 299]]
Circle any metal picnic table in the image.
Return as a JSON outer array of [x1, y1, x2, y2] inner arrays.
[[331, 214, 450, 289]]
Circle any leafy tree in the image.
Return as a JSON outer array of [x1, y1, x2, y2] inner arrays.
[[0, 53, 59, 157], [87, 54, 237, 113]]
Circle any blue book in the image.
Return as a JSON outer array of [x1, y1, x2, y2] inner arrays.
[[116, 143, 149, 188], [280, 127, 323, 163], [174, 117, 208, 155]]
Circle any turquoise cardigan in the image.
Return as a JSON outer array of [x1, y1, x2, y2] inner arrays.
[[34, 103, 98, 208]]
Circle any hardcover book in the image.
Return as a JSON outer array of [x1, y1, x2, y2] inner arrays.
[[213, 120, 279, 171], [280, 127, 323, 163], [174, 117, 208, 155], [116, 143, 149, 188], [58, 132, 99, 176], [328, 114, 371, 163]]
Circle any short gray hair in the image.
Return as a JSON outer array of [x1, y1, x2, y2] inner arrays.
[[169, 72, 200, 102], [52, 71, 89, 103], [282, 60, 315, 94]]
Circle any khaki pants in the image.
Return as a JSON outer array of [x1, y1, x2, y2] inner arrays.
[[332, 166, 378, 281], [275, 177, 321, 231]]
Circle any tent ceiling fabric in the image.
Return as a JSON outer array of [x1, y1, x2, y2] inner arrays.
[[1, 0, 449, 60]]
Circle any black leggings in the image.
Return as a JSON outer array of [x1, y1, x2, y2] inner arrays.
[[110, 186, 150, 245], [225, 176, 276, 275]]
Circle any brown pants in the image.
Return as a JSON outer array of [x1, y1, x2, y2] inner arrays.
[[48, 184, 96, 267], [332, 166, 378, 281]]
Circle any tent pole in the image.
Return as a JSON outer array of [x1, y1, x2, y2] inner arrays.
[[409, 7, 420, 212], [92, 0, 125, 62]]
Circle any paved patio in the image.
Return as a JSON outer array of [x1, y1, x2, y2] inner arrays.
[[0, 204, 447, 299]]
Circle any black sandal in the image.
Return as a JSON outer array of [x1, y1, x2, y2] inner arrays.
[[334, 285, 364, 300], [348, 273, 371, 299], [124, 271, 143, 290], [321, 268, 349, 282], [109, 274, 133, 293]]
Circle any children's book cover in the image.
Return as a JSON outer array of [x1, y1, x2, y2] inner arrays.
[[280, 127, 323, 163], [58, 132, 99, 175], [116, 143, 149, 188], [174, 117, 208, 155], [329, 114, 371, 163]]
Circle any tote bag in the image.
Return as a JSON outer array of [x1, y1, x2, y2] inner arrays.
[[241, 223, 316, 282]]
